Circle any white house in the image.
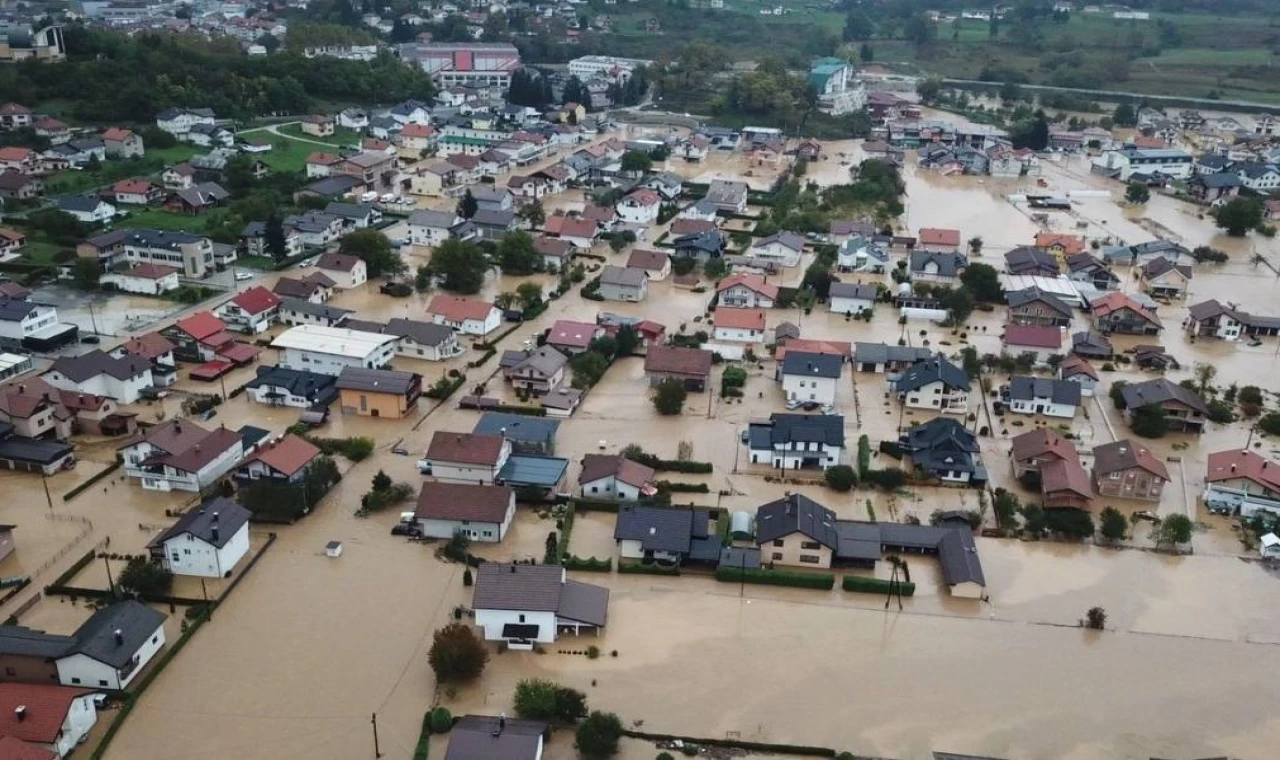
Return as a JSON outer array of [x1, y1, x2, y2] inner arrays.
[[271, 325, 398, 376], [217, 286, 280, 335], [748, 231, 805, 267], [1006, 375, 1081, 419], [155, 107, 216, 138], [117, 420, 245, 493], [578, 454, 657, 501], [746, 413, 844, 470], [779, 351, 842, 406], [414, 482, 515, 542], [147, 498, 252, 578], [315, 252, 368, 289], [1092, 147, 1194, 181], [425, 294, 501, 336], [243, 366, 338, 409], [471, 564, 609, 646], [100, 263, 180, 295], [374, 318, 464, 361], [44, 350, 153, 404], [0, 299, 76, 352], [615, 188, 661, 224], [0, 683, 99, 758], [894, 357, 970, 414], [716, 273, 778, 308], [420, 431, 511, 485], [828, 282, 877, 316], [54, 601, 167, 691], [712, 307, 766, 343], [1057, 355, 1099, 397], [54, 195, 117, 224], [1261, 532, 1280, 559], [406, 209, 458, 247]]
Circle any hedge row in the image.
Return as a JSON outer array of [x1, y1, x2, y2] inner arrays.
[[467, 348, 497, 368], [45, 549, 96, 592], [715, 566, 834, 590], [618, 562, 681, 576], [562, 555, 612, 572], [656, 480, 710, 493], [626, 450, 714, 474], [571, 498, 621, 513], [842, 575, 916, 597], [63, 460, 122, 502], [488, 404, 546, 417], [413, 712, 431, 760]]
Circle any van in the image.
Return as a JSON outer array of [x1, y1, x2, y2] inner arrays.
[[360, 191, 378, 203]]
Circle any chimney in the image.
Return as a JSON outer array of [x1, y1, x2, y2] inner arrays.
[[211, 525, 219, 543], [14, 706, 25, 722], [113, 629, 123, 646], [212, 511, 219, 523], [17, 384, 24, 394], [1231, 463, 1237, 473], [508, 565, 516, 574]]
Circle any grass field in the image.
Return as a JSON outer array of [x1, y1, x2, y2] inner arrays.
[[252, 135, 315, 173], [118, 207, 211, 232]]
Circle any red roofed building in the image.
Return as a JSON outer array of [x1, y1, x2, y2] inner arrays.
[[161, 311, 236, 362], [236, 433, 323, 483], [1003, 324, 1063, 362], [422, 431, 511, 485], [1034, 232, 1086, 261], [546, 216, 598, 249], [305, 151, 343, 178], [413, 482, 516, 542], [617, 188, 662, 224], [101, 263, 181, 296], [1090, 291, 1162, 335], [111, 178, 162, 205], [398, 123, 437, 153], [102, 126, 144, 158], [218, 286, 281, 334], [670, 218, 717, 237], [644, 345, 712, 391], [712, 307, 767, 344], [1040, 457, 1093, 510], [1204, 449, 1280, 517], [0, 683, 98, 759], [0, 146, 36, 172], [425, 295, 501, 336], [546, 319, 604, 355], [578, 455, 657, 501], [773, 337, 852, 362], [716, 273, 779, 308], [917, 227, 961, 251]]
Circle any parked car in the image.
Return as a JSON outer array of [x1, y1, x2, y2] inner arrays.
[[234, 271, 254, 281]]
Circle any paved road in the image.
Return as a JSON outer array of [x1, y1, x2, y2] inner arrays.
[[239, 122, 345, 148]]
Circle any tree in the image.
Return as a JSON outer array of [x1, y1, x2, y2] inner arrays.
[[620, 150, 652, 174], [340, 230, 405, 279], [1239, 385, 1263, 417], [496, 231, 543, 275], [993, 489, 1020, 528], [118, 557, 174, 596], [859, 42, 874, 62], [1212, 197, 1264, 237], [1130, 403, 1169, 438], [429, 239, 489, 293], [575, 711, 623, 760], [264, 213, 288, 260], [1099, 507, 1127, 542], [1191, 246, 1228, 264], [1020, 503, 1048, 538], [415, 264, 433, 293], [1044, 508, 1095, 540], [653, 377, 687, 415], [562, 75, 590, 108], [570, 351, 610, 389], [843, 12, 875, 41], [959, 263, 1002, 303], [824, 464, 858, 492], [916, 77, 943, 104], [1112, 102, 1137, 127], [940, 286, 975, 325], [1125, 182, 1151, 204], [371, 469, 392, 493], [73, 258, 101, 290], [427, 622, 488, 683], [517, 199, 546, 229], [516, 281, 543, 311], [513, 679, 588, 723], [1260, 411, 1280, 436], [1084, 606, 1107, 630], [967, 236, 983, 255], [429, 707, 453, 734], [999, 81, 1022, 104], [457, 189, 478, 219], [1110, 380, 1129, 410], [1011, 109, 1050, 150], [703, 257, 729, 280], [1193, 362, 1217, 396], [903, 13, 936, 45], [1152, 513, 1194, 548]]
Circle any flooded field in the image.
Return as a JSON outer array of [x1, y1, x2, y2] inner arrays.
[[3, 125, 1279, 759]]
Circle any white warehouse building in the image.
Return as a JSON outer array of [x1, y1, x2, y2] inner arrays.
[[271, 325, 398, 376]]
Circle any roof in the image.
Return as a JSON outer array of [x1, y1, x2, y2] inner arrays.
[[415, 482, 512, 523], [626, 249, 669, 271], [1033, 232, 1085, 254], [244, 365, 337, 401], [408, 209, 458, 229], [548, 320, 598, 350], [1006, 286, 1072, 316], [714, 307, 766, 331], [271, 325, 395, 357], [273, 273, 336, 299], [579, 454, 655, 489], [749, 413, 844, 449], [623, 188, 661, 206], [174, 311, 226, 341], [230, 286, 280, 315], [0, 626, 77, 660], [1090, 291, 1162, 327], [828, 282, 878, 301], [55, 195, 108, 213], [1010, 428, 1076, 464], [428, 294, 496, 322], [1120, 377, 1209, 415], [1140, 256, 1193, 281], [755, 493, 838, 548], [161, 426, 243, 474], [1004, 324, 1063, 349], [533, 236, 572, 258], [614, 504, 708, 554], [239, 434, 321, 477], [895, 357, 969, 393], [119, 418, 210, 455], [670, 218, 718, 236], [444, 715, 548, 760], [853, 342, 931, 365], [1058, 355, 1098, 381], [471, 564, 608, 626], [0, 735, 56, 760], [752, 231, 805, 253], [70, 600, 167, 669], [717, 273, 779, 300], [119, 263, 177, 280], [909, 250, 967, 276], [335, 366, 419, 395], [905, 417, 981, 476], [49, 349, 150, 384], [384, 318, 454, 347], [599, 265, 646, 288], [644, 345, 712, 378], [917, 228, 961, 248], [1206, 449, 1280, 491], [1008, 375, 1081, 406], [781, 351, 842, 379], [278, 298, 352, 322], [150, 497, 251, 549], [509, 346, 568, 377], [0, 684, 95, 745], [1041, 458, 1093, 499], [316, 252, 363, 272], [1092, 439, 1169, 479], [775, 337, 851, 361], [426, 432, 505, 466], [472, 413, 559, 444], [1005, 246, 1061, 274], [496, 454, 569, 487]]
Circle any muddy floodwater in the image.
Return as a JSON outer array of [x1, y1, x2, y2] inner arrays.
[[6, 128, 1280, 760]]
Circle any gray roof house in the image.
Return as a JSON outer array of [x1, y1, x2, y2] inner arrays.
[[705, 178, 749, 213], [1004, 246, 1061, 276], [780, 350, 842, 380], [614, 504, 721, 563], [755, 492, 839, 549], [894, 357, 970, 394], [903, 417, 986, 485], [853, 342, 933, 373], [909, 250, 968, 282], [445, 715, 548, 760], [471, 563, 609, 640], [1007, 375, 1082, 415], [473, 412, 560, 454], [597, 265, 647, 302]]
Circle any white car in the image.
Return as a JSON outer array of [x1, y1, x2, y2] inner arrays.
[[360, 191, 378, 203], [234, 271, 253, 281]]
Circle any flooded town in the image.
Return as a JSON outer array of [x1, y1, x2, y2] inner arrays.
[[2, 51, 1280, 760]]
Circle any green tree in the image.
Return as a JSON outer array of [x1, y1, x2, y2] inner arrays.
[[1099, 506, 1127, 542], [1152, 513, 1194, 548], [824, 464, 858, 492], [429, 238, 489, 294], [429, 707, 453, 733], [562, 75, 590, 108], [859, 42, 874, 62], [570, 351, 611, 389], [1110, 380, 1129, 410], [940, 286, 975, 325], [653, 377, 687, 415], [457, 189, 478, 219], [340, 229, 405, 279], [1020, 503, 1048, 538], [118, 557, 174, 596], [516, 281, 543, 311], [1212, 197, 1264, 237], [575, 711, 623, 760], [264, 213, 289, 260], [1131, 403, 1169, 438], [1044, 508, 1095, 540], [1193, 362, 1217, 396], [496, 231, 543, 275], [916, 77, 942, 104], [73, 258, 101, 290], [517, 199, 546, 229], [620, 150, 652, 174], [1238, 385, 1264, 417], [903, 13, 936, 45], [843, 12, 875, 40], [967, 236, 983, 255], [414, 264, 433, 293], [371, 469, 392, 493], [1112, 102, 1137, 126], [993, 489, 1020, 529], [1125, 183, 1150, 204], [513, 679, 588, 723], [427, 622, 488, 683], [959, 263, 1002, 303]]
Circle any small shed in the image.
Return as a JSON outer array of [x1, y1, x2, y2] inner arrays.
[[325, 540, 343, 558], [729, 511, 753, 540], [1261, 533, 1280, 560], [719, 546, 761, 570]]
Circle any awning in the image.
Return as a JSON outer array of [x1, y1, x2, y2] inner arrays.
[[217, 342, 261, 365], [201, 331, 236, 348], [190, 360, 233, 381]]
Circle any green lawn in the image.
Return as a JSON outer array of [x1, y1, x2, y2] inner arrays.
[[253, 135, 316, 173], [272, 123, 363, 147], [19, 239, 69, 266], [118, 207, 210, 232], [146, 144, 203, 167]]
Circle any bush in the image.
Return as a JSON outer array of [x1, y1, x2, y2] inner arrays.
[[430, 707, 453, 734], [862, 468, 908, 491], [305, 435, 375, 461], [715, 566, 834, 590], [562, 555, 612, 572], [428, 622, 488, 683], [514, 679, 588, 723], [118, 557, 174, 596], [620, 446, 713, 473], [1085, 606, 1107, 630], [1261, 411, 1280, 437], [618, 562, 681, 576], [1044, 508, 1095, 540], [842, 574, 917, 596], [824, 464, 857, 492], [655, 480, 709, 494], [576, 711, 624, 760], [653, 377, 687, 415], [856, 435, 871, 478]]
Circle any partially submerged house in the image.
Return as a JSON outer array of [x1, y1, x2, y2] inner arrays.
[[895, 357, 970, 414], [414, 482, 515, 542], [1092, 439, 1169, 502], [471, 564, 609, 647], [578, 454, 657, 501], [1119, 378, 1208, 433], [146, 497, 251, 578], [746, 413, 844, 470], [902, 417, 986, 486], [614, 504, 720, 565]]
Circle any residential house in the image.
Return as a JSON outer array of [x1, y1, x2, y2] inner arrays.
[[0, 147, 36, 173], [717, 274, 778, 308], [407, 209, 460, 248], [1120, 378, 1209, 433], [828, 282, 877, 316], [1003, 324, 1063, 364], [615, 188, 661, 224], [754, 493, 837, 568], [503, 346, 567, 395], [1006, 287, 1073, 328], [895, 357, 970, 414], [273, 272, 336, 303], [904, 417, 986, 485], [917, 228, 961, 252], [614, 505, 720, 565], [1203, 449, 1280, 518], [1009, 427, 1077, 479], [155, 107, 216, 139], [852, 343, 932, 374], [746, 413, 844, 470], [43, 350, 152, 404], [111, 332, 177, 388], [1188, 172, 1243, 204], [1005, 375, 1081, 418], [597, 266, 647, 302], [1139, 256, 1192, 300], [1092, 439, 1169, 501], [1236, 162, 1280, 192], [53, 195, 115, 224], [779, 351, 842, 406], [470, 209, 518, 240], [217, 286, 279, 335], [277, 299, 352, 328], [712, 307, 766, 343], [748, 232, 805, 268], [0, 682, 98, 758], [399, 123, 438, 155], [357, 318, 462, 362], [470, 563, 608, 646], [837, 236, 888, 273], [1092, 147, 1193, 181], [644, 172, 683, 201], [315, 252, 367, 290], [578, 454, 657, 501], [1033, 233, 1086, 263], [78, 228, 216, 280], [334, 151, 396, 194], [0, 377, 132, 440], [426, 295, 501, 336], [117, 419, 245, 492], [161, 163, 196, 190], [1040, 456, 1094, 510], [1090, 291, 1162, 335], [0, 103, 34, 129], [147, 498, 251, 578], [324, 202, 381, 231], [243, 365, 338, 408], [335, 367, 422, 418], [643, 346, 712, 391], [421, 432, 511, 485], [235, 434, 323, 483], [545, 216, 598, 250], [414, 482, 516, 542], [111, 179, 162, 206], [1057, 355, 1100, 397], [1065, 252, 1120, 291], [299, 114, 334, 138], [673, 231, 725, 262], [305, 152, 343, 179], [163, 182, 229, 215], [1071, 330, 1113, 359], [271, 325, 397, 376], [625, 249, 670, 281], [675, 136, 711, 162], [95, 263, 176, 296], [443, 715, 548, 760], [1184, 299, 1280, 341], [909, 250, 967, 284], [52, 600, 167, 691], [0, 299, 77, 353], [1005, 247, 1061, 276], [546, 321, 602, 356], [705, 179, 748, 213], [102, 127, 144, 159]]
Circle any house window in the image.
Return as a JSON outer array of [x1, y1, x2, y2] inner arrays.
[[1109, 472, 1121, 480], [518, 614, 525, 623], [71, 677, 81, 684], [772, 539, 784, 547], [800, 541, 820, 550], [799, 554, 821, 564], [184, 549, 191, 555], [99, 680, 109, 687], [771, 552, 783, 561], [152, 635, 158, 644], [3, 667, 13, 676], [171, 553, 180, 563]]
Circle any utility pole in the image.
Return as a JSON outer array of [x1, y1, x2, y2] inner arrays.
[[371, 713, 382, 758], [41, 474, 53, 510], [200, 578, 211, 620], [104, 555, 116, 596]]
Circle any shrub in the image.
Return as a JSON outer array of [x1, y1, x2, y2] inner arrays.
[[462, 568, 473, 586], [118, 557, 173, 596], [655, 480, 709, 494], [1084, 606, 1107, 630], [429, 707, 453, 734], [862, 467, 908, 491], [428, 622, 488, 683], [856, 435, 871, 478], [842, 575, 916, 596], [587, 645, 600, 659], [562, 555, 612, 572], [715, 566, 834, 590], [824, 464, 857, 492], [514, 679, 588, 723], [305, 435, 375, 461], [1261, 411, 1280, 437], [618, 562, 680, 576], [653, 377, 687, 415], [576, 711, 624, 760]]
